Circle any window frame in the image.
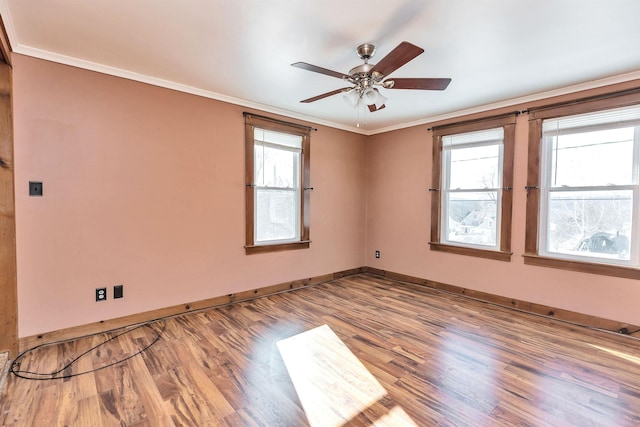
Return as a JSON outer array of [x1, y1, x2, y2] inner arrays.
[[244, 114, 311, 255], [430, 115, 516, 261], [524, 90, 640, 279]]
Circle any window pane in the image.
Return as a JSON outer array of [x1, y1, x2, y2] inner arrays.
[[449, 144, 501, 189], [445, 192, 498, 247], [256, 189, 299, 242], [546, 190, 632, 260], [255, 145, 299, 188], [548, 127, 634, 187]]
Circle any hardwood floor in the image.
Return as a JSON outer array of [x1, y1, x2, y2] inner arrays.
[[1, 273, 640, 426]]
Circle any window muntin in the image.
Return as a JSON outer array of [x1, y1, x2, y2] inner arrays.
[[539, 105, 640, 266], [441, 128, 504, 250], [253, 128, 302, 245]]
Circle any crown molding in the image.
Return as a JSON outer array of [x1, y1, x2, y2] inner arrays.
[[10, 42, 640, 138], [371, 70, 640, 135], [15, 44, 372, 135]]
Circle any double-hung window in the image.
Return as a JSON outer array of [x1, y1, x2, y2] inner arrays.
[[431, 116, 516, 261], [442, 128, 504, 249], [244, 114, 311, 254], [526, 102, 640, 275]]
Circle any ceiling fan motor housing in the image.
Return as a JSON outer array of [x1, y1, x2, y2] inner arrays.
[[351, 44, 384, 86], [348, 63, 375, 82]]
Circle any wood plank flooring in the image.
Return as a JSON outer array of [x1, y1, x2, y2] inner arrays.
[[1, 273, 640, 426]]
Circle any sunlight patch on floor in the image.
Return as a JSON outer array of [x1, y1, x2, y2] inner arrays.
[[277, 324, 417, 427], [589, 343, 640, 366]]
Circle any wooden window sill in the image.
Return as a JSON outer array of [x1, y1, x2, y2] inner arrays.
[[429, 242, 512, 262], [523, 254, 640, 279], [245, 240, 310, 255]]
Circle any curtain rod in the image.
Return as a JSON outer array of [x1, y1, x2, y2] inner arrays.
[[428, 111, 520, 131], [243, 112, 317, 132]]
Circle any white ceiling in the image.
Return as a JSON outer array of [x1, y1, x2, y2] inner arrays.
[[2, 0, 640, 135]]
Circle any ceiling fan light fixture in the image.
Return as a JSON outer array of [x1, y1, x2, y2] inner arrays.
[[343, 89, 359, 107], [362, 87, 378, 105], [362, 87, 386, 109], [375, 90, 387, 109]]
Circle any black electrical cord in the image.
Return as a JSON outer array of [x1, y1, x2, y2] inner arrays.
[[10, 319, 165, 381]]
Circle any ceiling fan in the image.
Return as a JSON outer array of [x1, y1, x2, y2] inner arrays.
[[292, 41, 451, 112]]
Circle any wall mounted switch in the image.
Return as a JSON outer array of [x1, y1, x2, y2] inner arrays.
[[114, 285, 123, 299]]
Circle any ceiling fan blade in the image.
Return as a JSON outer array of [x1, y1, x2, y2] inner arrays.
[[370, 41, 424, 77], [385, 78, 451, 90], [300, 87, 352, 103], [367, 104, 386, 112], [291, 62, 351, 80]]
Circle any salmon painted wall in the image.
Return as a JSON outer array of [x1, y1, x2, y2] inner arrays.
[[365, 114, 640, 326], [13, 54, 367, 337]]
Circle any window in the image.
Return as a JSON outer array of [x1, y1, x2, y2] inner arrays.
[[540, 106, 639, 264], [244, 114, 311, 254], [430, 115, 516, 261], [442, 128, 504, 249], [525, 96, 640, 277]]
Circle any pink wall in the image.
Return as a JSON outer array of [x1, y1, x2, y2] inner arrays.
[[13, 54, 367, 337], [13, 52, 639, 337], [365, 115, 640, 326]]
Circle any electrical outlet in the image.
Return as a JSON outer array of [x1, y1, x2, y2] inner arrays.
[[96, 287, 107, 301], [375, 250, 380, 259], [114, 284, 123, 299]]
